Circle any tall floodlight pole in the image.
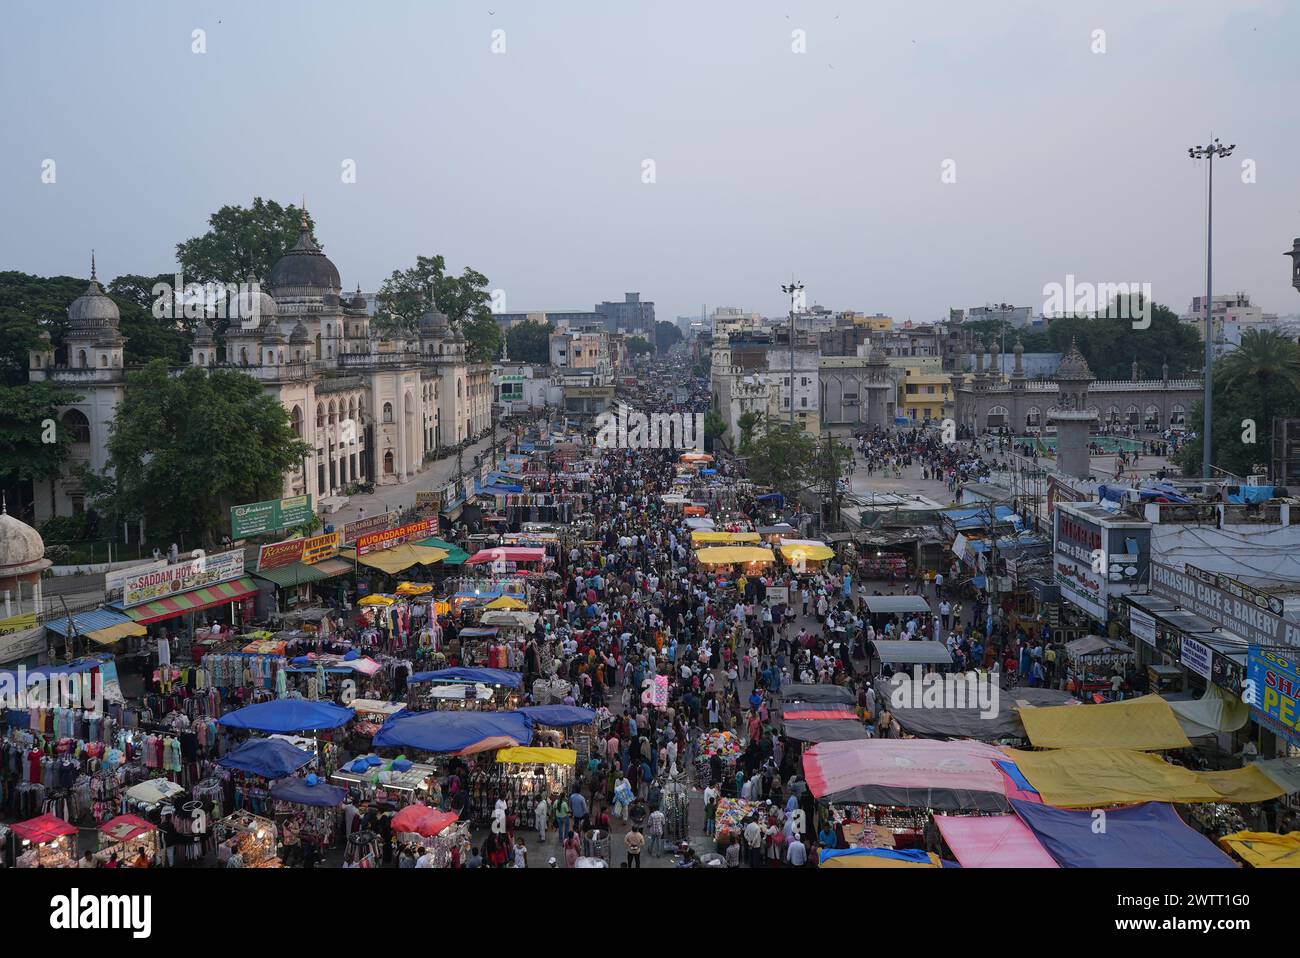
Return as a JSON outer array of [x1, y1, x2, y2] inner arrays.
[[782, 280, 804, 429], [1188, 138, 1234, 480]]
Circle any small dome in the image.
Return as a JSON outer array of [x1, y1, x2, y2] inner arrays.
[[194, 323, 215, 345], [1055, 339, 1095, 381], [349, 286, 368, 311], [289, 320, 311, 344], [68, 276, 120, 325], [241, 274, 278, 321], [260, 321, 286, 344], [0, 506, 52, 578], [269, 215, 341, 293], [419, 303, 451, 336]]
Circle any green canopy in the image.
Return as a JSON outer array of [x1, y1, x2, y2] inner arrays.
[[415, 537, 470, 565]]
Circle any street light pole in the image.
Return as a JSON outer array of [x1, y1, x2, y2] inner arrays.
[[782, 280, 804, 430], [1188, 138, 1234, 480]]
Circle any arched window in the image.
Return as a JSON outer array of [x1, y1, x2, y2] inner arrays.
[[383, 450, 394, 474], [197, 352, 205, 366], [1144, 405, 1160, 429], [78, 350, 87, 368], [328, 401, 337, 425], [1170, 404, 1186, 427], [290, 406, 302, 438], [100, 354, 107, 367], [61, 409, 91, 444], [987, 405, 1009, 429], [1026, 407, 1041, 428], [316, 405, 324, 428], [240, 347, 249, 366], [1126, 404, 1140, 425], [383, 402, 394, 424], [1106, 405, 1121, 425], [457, 380, 462, 397]]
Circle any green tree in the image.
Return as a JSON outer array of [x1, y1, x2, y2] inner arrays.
[[506, 320, 554, 364], [626, 338, 654, 357], [655, 320, 683, 352], [0, 272, 87, 385], [86, 361, 310, 548], [737, 410, 763, 453], [745, 417, 822, 500], [0, 381, 84, 518], [373, 255, 497, 361], [176, 198, 312, 288], [1176, 329, 1300, 478]]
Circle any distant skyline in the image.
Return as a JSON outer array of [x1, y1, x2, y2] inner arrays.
[[3, 0, 1298, 325]]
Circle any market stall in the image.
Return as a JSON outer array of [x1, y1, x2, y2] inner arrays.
[[213, 809, 280, 867], [695, 730, 743, 788], [330, 755, 439, 809], [269, 773, 345, 851], [487, 746, 576, 829], [96, 813, 162, 866], [12, 812, 78, 868]]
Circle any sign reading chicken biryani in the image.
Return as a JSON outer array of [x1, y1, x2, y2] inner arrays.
[[124, 549, 244, 607]]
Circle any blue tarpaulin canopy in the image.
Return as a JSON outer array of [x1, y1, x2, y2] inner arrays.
[[373, 710, 533, 754], [517, 705, 597, 728], [218, 700, 354, 733], [270, 776, 347, 807], [1010, 800, 1236, 868], [408, 667, 523, 689], [217, 738, 314, 779]]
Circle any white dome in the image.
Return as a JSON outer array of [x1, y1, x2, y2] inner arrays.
[[0, 508, 51, 578]]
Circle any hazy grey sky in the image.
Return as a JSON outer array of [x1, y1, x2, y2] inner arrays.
[[3, 0, 1298, 324]]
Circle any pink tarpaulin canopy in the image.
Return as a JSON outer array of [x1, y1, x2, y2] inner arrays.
[[467, 547, 546, 565], [13, 812, 79, 844], [391, 804, 459, 837], [803, 739, 1011, 810], [936, 814, 1059, 868]]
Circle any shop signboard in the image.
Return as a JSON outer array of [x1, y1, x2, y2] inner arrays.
[[124, 549, 244, 608], [0, 613, 37, 636], [230, 495, 313, 538], [767, 586, 789, 605], [356, 517, 436, 557], [104, 559, 168, 603], [415, 492, 442, 514], [341, 512, 394, 546], [1246, 647, 1300, 748], [1053, 557, 1105, 622], [1129, 608, 1156, 647], [257, 531, 341, 572], [1210, 648, 1244, 694], [1151, 562, 1300, 648], [1180, 635, 1212, 680]]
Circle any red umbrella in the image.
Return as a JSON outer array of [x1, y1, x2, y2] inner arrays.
[[391, 804, 459, 837]]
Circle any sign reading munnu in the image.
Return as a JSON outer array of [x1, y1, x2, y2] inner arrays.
[[1150, 561, 1300, 647]]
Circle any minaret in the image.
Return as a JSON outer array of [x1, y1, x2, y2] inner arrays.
[[1286, 237, 1300, 296], [1131, 357, 1139, 383], [1010, 339, 1025, 391], [1050, 338, 1098, 479]]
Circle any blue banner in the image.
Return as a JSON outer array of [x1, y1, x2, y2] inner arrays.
[[1247, 646, 1300, 748]]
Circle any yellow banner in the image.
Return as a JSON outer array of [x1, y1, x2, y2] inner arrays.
[[0, 613, 37, 635]]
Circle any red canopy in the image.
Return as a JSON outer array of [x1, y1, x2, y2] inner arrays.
[[98, 814, 157, 844], [466, 547, 546, 565], [391, 804, 459, 837], [13, 812, 78, 844]]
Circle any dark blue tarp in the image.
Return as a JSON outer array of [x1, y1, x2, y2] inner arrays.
[[407, 667, 523, 689], [373, 710, 533, 753], [1010, 800, 1236, 868], [517, 705, 597, 728], [270, 775, 347, 807], [217, 738, 314, 779], [218, 700, 354, 733], [820, 847, 935, 866]]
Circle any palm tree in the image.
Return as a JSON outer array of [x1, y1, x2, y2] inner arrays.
[[1217, 328, 1300, 395]]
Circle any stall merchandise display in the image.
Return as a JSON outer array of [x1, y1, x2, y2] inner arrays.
[[16, 839, 74, 868], [714, 797, 764, 844], [214, 810, 279, 867], [345, 830, 382, 867]]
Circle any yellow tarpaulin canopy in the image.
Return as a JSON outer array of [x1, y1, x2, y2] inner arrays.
[[1219, 831, 1300, 867], [1004, 747, 1285, 807], [695, 546, 776, 565], [485, 595, 528, 610], [691, 531, 761, 545], [358, 594, 396, 607], [347, 545, 449, 575], [820, 852, 941, 868], [394, 581, 433, 596], [85, 621, 147, 644], [780, 544, 835, 562], [496, 747, 577, 765], [1017, 694, 1192, 751]]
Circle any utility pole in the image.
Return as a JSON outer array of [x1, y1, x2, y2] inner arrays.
[[1187, 138, 1234, 480], [782, 280, 804, 430]]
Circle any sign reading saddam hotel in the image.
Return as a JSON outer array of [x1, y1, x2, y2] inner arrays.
[[1150, 561, 1300, 648]]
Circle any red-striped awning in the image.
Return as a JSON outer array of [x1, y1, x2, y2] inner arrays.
[[124, 576, 259, 625]]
